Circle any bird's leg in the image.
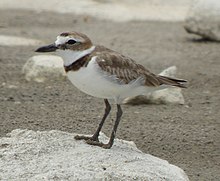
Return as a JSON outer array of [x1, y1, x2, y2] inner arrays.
[[86, 104, 123, 149], [74, 99, 111, 142], [103, 104, 122, 148], [91, 99, 111, 140]]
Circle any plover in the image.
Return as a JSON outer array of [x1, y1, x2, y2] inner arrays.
[[36, 31, 187, 149]]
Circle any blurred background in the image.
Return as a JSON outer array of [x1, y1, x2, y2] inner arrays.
[[0, 1, 219, 181], [0, 0, 192, 22]]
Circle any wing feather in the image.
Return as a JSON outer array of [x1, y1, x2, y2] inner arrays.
[[95, 51, 160, 86], [92, 46, 187, 88]]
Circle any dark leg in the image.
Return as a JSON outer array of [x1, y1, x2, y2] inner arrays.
[[86, 104, 123, 149], [74, 99, 111, 142]]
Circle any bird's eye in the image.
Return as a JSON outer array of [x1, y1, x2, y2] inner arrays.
[[67, 39, 77, 44]]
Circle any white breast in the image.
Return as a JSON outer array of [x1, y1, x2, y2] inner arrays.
[[57, 46, 95, 66], [66, 57, 156, 104]]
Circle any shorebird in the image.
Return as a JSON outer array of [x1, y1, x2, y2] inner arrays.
[[36, 31, 187, 149]]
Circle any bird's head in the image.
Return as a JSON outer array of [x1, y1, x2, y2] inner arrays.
[[35, 31, 93, 53]]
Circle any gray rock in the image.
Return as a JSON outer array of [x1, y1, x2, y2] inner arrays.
[[22, 55, 66, 82], [0, 129, 189, 181], [184, 0, 220, 41], [124, 66, 185, 105], [0, 35, 43, 46]]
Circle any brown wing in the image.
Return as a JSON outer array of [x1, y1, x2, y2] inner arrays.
[[95, 50, 161, 86]]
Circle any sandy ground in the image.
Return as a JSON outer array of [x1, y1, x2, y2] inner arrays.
[[0, 10, 219, 181]]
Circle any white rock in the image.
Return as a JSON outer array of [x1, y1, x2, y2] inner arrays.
[[184, 0, 220, 41], [0, 129, 189, 181], [124, 66, 185, 105], [159, 65, 177, 77], [22, 55, 66, 82], [125, 88, 184, 105], [148, 87, 184, 104], [0, 35, 43, 46]]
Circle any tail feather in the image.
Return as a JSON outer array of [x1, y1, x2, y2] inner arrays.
[[157, 75, 187, 88]]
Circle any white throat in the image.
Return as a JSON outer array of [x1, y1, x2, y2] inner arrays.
[[57, 46, 95, 66]]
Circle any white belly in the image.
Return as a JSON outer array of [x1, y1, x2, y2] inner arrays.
[[66, 57, 154, 103]]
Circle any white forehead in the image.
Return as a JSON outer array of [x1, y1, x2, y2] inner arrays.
[[55, 36, 73, 45], [55, 35, 85, 45]]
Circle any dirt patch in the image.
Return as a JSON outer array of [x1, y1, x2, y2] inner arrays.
[[0, 10, 219, 181]]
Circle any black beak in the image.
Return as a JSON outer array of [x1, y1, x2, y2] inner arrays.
[[35, 44, 58, 52]]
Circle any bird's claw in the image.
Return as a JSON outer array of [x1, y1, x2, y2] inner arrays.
[[74, 135, 112, 149], [86, 140, 112, 149]]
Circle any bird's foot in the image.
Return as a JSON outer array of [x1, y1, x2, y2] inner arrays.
[[74, 135, 112, 149], [86, 140, 112, 149], [74, 135, 99, 142]]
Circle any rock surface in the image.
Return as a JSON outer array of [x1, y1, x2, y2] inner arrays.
[[0, 35, 42, 46], [125, 66, 185, 105], [184, 0, 220, 41], [22, 55, 66, 82], [0, 129, 189, 181]]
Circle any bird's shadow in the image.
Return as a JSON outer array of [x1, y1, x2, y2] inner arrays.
[[186, 37, 220, 43]]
